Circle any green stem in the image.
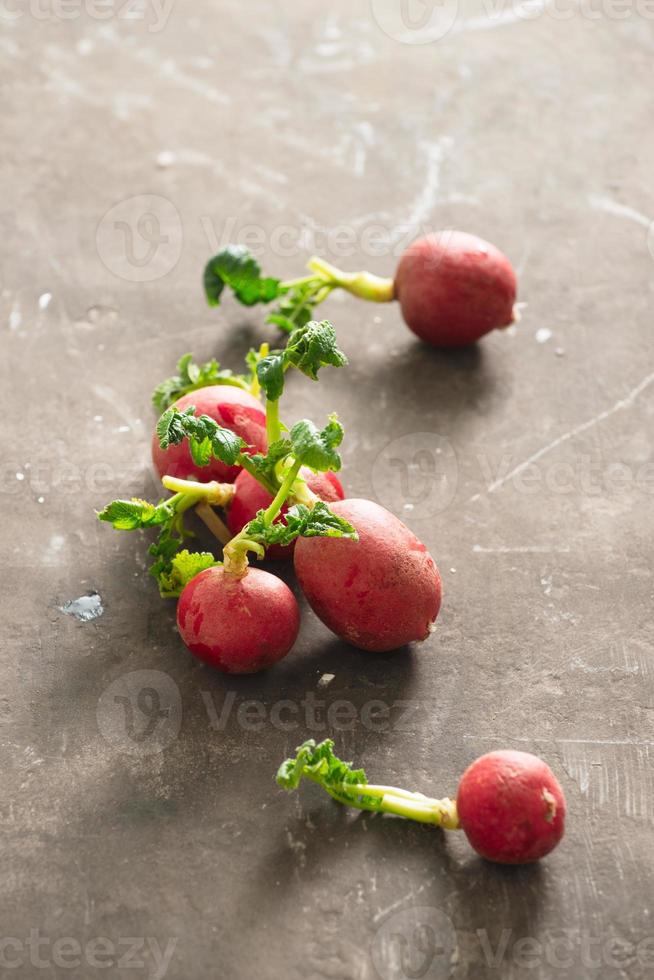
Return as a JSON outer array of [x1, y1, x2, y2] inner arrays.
[[262, 459, 302, 526], [307, 256, 395, 303], [266, 398, 282, 444], [345, 783, 460, 829], [222, 458, 302, 576]]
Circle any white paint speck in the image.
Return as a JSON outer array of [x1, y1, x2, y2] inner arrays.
[[76, 38, 94, 56], [156, 150, 177, 168], [536, 328, 552, 344], [9, 303, 21, 331], [37, 496, 45, 504], [115, 425, 130, 433], [318, 673, 335, 689], [93, 415, 103, 422], [38, 292, 52, 310], [404, 503, 414, 511], [555, 347, 565, 357], [58, 592, 104, 622]]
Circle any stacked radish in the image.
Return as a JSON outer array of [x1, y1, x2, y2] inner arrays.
[[98, 320, 443, 671]]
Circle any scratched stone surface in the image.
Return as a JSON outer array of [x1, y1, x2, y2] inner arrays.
[[2, 3, 653, 979]]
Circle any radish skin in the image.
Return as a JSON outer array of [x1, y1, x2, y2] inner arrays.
[[227, 468, 345, 559], [294, 498, 442, 652], [456, 750, 566, 864], [152, 385, 267, 484], [177, 566, 299, 673], [394, 232, 517, 347]]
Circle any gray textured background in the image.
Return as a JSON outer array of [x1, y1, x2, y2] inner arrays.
[[2, 2, 653, 979]]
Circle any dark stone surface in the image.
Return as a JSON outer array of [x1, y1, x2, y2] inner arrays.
[[2, 4, 653, 979]]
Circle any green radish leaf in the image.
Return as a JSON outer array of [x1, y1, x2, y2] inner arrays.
[[156, 405, 195, 449], [156, 409, 246, 466], [276, 739, 371, 804], [97, 498, 173, 530], [210, 426, 245, 466], [157, 549, 218, 598], [285, 320, 347, 380], [289, 414, 343, 472], [256, 352, 287, 402], [152, 352, 250, 412], [204, 245, 281, 307], [286, 501, 357, 540], [266, 283, 320, 334], [244, 501, 356, 550], [189, 435, 213, 468]]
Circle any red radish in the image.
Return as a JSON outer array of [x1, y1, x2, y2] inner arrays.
[[294, 498, 441, 652], [227, 468, 345, 559], [277, 739, 566, 865], [177, 565, 299, 673], [394, 232, 518, 347], [152, 385, 267, 484], [456, 750, 566, 864]]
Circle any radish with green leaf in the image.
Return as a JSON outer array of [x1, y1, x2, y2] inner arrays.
[[204, 232, 518, 348], [277, 740, 566, 865]]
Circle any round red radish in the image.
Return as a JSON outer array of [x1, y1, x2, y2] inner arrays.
[[456, 750, 566, 864], [293, 498, 441, 652], [394, 231, 517, 348], [227, 469, 345, 560], [152, 385, 267, 483], [177, 565, 299, 673]]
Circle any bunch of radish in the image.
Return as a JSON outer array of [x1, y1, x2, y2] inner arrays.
[[98, 318, 442, 673], [278, 739, 566, 865], [96, 235, 568, 866]]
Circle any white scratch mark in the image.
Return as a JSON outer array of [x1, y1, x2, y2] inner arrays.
[[473, 544, 570, 554], [477, 369, 654, 497], [373, 880, 434, 925], [588, 194, 652, 230]]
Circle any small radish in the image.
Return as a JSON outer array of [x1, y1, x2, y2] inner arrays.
[[393, 232, 518, 347], [204, 235, 518, 349], [152, 385, 267, 484], [456, 750, 566, 864], [227, 468, 345, 559], [177, 565, 300, 673], [293, 498, 442, 652], [277, 740, 566, 865]]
